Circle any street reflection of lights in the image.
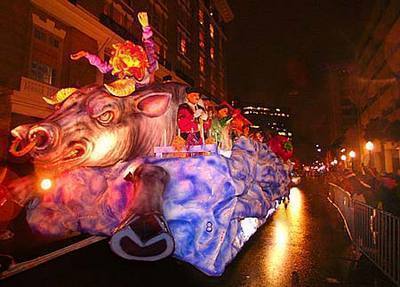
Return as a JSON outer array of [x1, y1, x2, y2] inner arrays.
[[265, 187, 304, 281], [275, 221, 288, 246], [267, 220, 288, 276], [289, 187, 302, 215]]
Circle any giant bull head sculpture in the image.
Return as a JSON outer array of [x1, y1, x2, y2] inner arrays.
[[10, 82, 187, 174]]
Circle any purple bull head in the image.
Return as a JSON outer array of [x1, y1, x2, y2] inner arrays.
[[10, 82, 187, 174]]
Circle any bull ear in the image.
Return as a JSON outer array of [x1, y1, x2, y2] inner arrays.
[[136, 93, 171, 117]]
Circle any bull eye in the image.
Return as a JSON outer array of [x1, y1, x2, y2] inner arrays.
[[97, 111, 114, 124]]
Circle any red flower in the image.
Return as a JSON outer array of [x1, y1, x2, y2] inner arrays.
[[268, 135, 293, 161]]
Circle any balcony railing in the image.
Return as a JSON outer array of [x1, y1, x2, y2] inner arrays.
[[19, 77, 58, 99], [11, 77, 58, 118]]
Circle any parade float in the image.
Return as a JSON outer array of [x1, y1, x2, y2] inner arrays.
[[0, 12, 292, 279]]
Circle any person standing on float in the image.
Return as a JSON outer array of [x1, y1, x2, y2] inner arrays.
[[177, 87, 209, 146], [70, 12, 157, 92]]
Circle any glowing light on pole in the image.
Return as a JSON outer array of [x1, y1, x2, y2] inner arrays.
[[365, 141, 374, 151], [365, 141, 374, 167], [349, 151, 356, 170], [340, 154, 347, 168]]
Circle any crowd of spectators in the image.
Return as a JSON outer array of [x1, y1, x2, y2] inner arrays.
[[326, 165, 400, 216]]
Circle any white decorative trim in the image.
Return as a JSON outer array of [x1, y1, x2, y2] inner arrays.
[[32, 13, 66, 39]]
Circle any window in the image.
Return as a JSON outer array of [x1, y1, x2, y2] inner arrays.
[[33, 27, 46, 42], [33, 26, 61, 49], [126, 19, 134, 34], [112, 8, 123, 26], [209, 24, 214, 39], [30, 60, 56, 85], [177, 0, 191, 30], [210, 46, 215, 60], [30, 18, 65, 87], [210, 67, 216, 82], [211, 83, 217, 96], [199, 76, 206, 88], [199, 31, 205, 49], [178, 28, 190, 57], [198, 9, 204, 25], [180, 37, 187, 55], [154, 38, 168, 65], [158, 0, 168, 8], [199, 55, 205, 73], [48, 36, 59, 48], [103, 2, 111, 16], [152, 10, 161, 32], [178, 0, 191, 13], [150, 2, 167, 37]]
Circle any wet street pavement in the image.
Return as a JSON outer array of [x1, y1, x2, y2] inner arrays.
[[1, 179, 395, 286]]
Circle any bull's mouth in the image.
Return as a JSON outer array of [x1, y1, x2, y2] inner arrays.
[[32, 140, 90, 172], [62, 141, 88, 162]]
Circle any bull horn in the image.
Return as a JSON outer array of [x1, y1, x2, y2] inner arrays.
[[43, 88, 78, 105], [104, 79, 136, 97]]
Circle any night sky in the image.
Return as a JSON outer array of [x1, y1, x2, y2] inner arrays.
[[227, 0, 374, 151]]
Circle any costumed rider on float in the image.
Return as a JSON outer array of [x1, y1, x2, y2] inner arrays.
[[69, 12, 157, 98], [268, 134, 294, 206], [176, 87, 209, 147]]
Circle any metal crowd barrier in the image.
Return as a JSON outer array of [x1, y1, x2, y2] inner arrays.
[[328, 183, 400, 286]]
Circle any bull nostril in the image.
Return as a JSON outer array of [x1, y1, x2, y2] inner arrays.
[[30, 130, 50, 149]]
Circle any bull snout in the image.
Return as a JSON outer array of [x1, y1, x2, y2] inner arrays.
[[10, 123, 59, 156]]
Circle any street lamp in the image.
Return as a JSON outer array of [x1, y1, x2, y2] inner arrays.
[[340, 154, 347, 168], [365, 141, 374, 168], [365, 141, 374, 151]]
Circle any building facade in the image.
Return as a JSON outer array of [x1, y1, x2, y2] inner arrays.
[[0, 0, 233, 163], [331, 1, 400, 173], [235, 102, 293, 139], [323, 63, 358, 147]]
